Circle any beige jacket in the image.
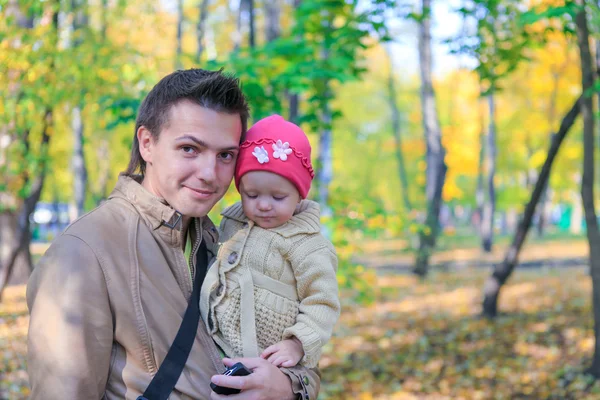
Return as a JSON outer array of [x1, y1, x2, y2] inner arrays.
[[26, 175, 320, 400], [200, 200, 340, 368]]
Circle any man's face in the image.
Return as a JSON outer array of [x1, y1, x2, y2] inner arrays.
[[138, 100, 242, 218]]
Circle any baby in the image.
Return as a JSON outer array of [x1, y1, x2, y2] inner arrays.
[[200, 114, 340, 368]]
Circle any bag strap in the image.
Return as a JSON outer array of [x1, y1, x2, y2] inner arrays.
[[137, 239, 208, 400]]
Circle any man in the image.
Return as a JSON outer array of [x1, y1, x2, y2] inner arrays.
[[27, 69, 320, 399]]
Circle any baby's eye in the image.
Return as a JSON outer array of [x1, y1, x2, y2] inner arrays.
[[245, 193, 258, 199], [273, 196, 287, 201]]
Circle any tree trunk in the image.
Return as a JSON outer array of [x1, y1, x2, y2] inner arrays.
[[414, 0, 447, 277], [233, 0, 242, 51], [317, 14, 333, 221], [70, 0, 88, 220], [0, 212, 32, 286], [481, 93, 496, 252], [317, 101, 332, 217], [385, 46, 412, 211], [289, 93, 299, 124], [196, 0, 210, 63], [476, 95, 485, 230], [71, 105, 87, 219], [0, 109, 53, 301], [176, 0, 184, 69], [247, 0, 255, 48], [287, 0, 302, 123], [481, 96, 581, 318], [597, 1, 600, 181], [574, 1, 600, 378], [317, 80, 333, 217], [264, 0, 280, 43]]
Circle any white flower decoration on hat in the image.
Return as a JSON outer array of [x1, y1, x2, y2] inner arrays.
[[252, 146, 269, 164], [272, 140, 293, 161]]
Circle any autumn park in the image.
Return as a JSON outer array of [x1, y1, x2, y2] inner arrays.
[[3, 0, 600, 398]]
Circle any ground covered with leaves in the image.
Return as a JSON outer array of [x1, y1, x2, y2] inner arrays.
[[321, 266, 599, 399], [1, 264, 599, 399]]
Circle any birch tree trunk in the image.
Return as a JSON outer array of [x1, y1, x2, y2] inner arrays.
[[476, 95, 485, 230], [196, 0, 210, 63], [481, 92, 496, 252], [70, 0, 88, 220], [288, 0, 302, 123], [176, 0, 184, 69], [414, 0, 447, 277]]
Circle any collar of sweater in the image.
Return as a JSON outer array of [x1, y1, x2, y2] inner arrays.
[[221, 199, 322, 237]]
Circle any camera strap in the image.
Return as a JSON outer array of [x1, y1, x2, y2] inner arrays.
[[137, 239, 208, 400]]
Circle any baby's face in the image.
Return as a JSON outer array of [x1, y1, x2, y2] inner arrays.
[[239, 171, 301, 229]]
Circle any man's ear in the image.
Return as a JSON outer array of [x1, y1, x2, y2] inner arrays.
[[138, 126, 154, 165]]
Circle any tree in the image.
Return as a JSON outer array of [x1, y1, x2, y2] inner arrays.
[[70, 0, 89, 220], [482, 96, 581, 318], [413, 0, 447, 277], [176, 0, 184, 69], [454, 0, 531, 252], [196, 0, 210, 63], [574, 0, 600, 378], [0, 0, 59, 300], [288, 0, 302, 124], [264, 0, 281, 43], [478, 0, 599, 318]]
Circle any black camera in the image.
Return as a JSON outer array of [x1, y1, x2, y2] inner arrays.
[[210, 362, 253, 395]]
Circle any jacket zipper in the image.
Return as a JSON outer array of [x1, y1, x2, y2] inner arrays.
[[187, 218, 202, 285]]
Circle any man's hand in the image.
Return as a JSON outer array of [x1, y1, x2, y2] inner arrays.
[[210, 357, 296, 400], [261, 338, 304, 367]]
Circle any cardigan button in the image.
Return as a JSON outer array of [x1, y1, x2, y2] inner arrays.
[[217, 284, 224, 297], [303, 376, 309, 385], [228, 252, 238, 264]]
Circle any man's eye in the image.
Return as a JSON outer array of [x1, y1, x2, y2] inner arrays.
[[219, 152, 235, 162], [181, 146, 196, 154]]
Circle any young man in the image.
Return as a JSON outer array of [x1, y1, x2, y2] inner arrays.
[[26, 69, 319, 399]]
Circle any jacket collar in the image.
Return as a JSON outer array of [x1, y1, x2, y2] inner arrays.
[[109, 175, 219, 247], [221, 199, 322, 237]]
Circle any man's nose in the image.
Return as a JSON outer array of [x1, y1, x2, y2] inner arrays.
[[196, 154, 217, 184]]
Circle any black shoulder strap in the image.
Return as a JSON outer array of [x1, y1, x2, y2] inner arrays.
[[137, 240, 209, 400]]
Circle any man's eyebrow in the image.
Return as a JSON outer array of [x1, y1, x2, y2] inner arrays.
[[175, 135, 239, 151]]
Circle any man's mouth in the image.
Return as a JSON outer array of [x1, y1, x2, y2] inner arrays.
[[185, 186, 216, 198]]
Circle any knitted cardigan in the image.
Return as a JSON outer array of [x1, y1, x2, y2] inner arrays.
[[199, 200, 340, 368]]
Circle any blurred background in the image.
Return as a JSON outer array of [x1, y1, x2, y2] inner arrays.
[[2, 0, 600, 398]]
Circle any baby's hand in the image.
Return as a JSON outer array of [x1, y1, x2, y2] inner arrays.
[[260, 338, 304, 367]]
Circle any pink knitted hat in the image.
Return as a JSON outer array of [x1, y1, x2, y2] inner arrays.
[[235, 115, 314, 199]]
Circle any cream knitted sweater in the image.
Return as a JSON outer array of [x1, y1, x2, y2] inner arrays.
[[199, 200, 340, 368]]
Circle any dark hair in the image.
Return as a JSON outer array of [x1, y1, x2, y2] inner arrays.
[[124, 68, 250, 176]]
